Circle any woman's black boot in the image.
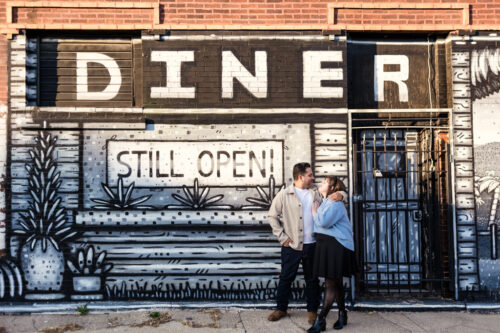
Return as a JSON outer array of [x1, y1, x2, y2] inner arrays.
[[307, 316, 326, 333], [333, 310, 347, 330]]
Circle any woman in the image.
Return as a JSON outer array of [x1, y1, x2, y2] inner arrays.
[[308, 176, 355, 332]]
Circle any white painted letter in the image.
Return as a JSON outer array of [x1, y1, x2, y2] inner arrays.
[[303, 51, 343, 98], [222, 51, 267, 99], [374, 55, 409, 102], [77, 53, 121, 100], [150, 51, 195, 99]]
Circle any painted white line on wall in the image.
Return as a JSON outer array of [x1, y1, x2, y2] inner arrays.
[[142, 35, 347, 42], [34, 107, 349, 114], [0, 105, 6, 253]]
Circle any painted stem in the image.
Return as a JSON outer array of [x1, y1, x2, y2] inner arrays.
[[489, 187, 500, 226]]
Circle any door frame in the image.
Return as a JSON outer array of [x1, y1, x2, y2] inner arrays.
[[347, 109, 457, 301]]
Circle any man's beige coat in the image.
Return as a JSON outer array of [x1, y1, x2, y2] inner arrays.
[[267, 184, 322, 251]]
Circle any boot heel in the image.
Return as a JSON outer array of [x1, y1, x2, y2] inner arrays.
[[307, 317, 326, 333], [333, 311, 347, 330]]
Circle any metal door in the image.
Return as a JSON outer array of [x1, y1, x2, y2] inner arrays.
[[354, 129, 451, 295]]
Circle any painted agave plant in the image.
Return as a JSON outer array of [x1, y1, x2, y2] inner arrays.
[[242, 175, 285, 209], [14, 131, 76, 251], [91, 177, 154, 210], [14, 130, 76, 296], [66, 246, 112, 275], [167, 178, 232, 209]]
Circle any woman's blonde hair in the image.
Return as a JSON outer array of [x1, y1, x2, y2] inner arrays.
[[325, 176, 346, 196]]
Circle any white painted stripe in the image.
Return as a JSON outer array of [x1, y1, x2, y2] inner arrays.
[[351, 36, 460, 45], [41, 38, 130, 43], [0, 105, 6, 253], [349, 108, 452, 113], [467, 303, 500, 311], [141, 35, 346, 42], [3, 300, 496, 313], [30, 107, 453, 114], [35, 107, 349, 114], [348, 40, 436, 45], [352, 302, 467, 310], [0, 301, 305, 313], [451, 35, 500, 42]]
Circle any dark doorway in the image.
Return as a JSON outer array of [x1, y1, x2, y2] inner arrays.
[[353, 127, 452, 297]]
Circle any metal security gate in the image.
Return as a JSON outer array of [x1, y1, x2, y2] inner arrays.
[[353, 128, 452, 296]]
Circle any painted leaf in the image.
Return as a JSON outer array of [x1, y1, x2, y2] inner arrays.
[[78, 250, 85, 271], [95, 251, 106, 268], [86, 246, 94, 267], [66, 260, 80, 275], [118, 178, 124, 204], [127, 195, 151, 207]]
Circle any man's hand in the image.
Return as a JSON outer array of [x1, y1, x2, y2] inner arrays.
[[328, 192, 343, 202], [312, 200, 320, 216], [283, 238, 294, 247]]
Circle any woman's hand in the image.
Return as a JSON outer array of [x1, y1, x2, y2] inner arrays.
[[312, 200, 320, 216]]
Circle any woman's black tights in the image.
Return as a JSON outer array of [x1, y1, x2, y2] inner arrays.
[[318, 278, 345, 320]]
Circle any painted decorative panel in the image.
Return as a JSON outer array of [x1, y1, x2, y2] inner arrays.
[[471, 40, 500, 294]]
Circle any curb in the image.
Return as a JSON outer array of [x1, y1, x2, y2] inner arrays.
[[1, 300, 500, 314]]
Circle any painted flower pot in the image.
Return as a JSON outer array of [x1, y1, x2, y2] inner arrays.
[[73, 275, 102, 292], [20, 240, 65, 300]]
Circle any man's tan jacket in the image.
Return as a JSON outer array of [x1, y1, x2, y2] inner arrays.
[[267, 184, 322, 251]]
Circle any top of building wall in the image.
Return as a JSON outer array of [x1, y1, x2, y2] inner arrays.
[[1, 0, 500, 37]]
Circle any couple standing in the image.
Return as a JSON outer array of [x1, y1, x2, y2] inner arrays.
[[267, 162, 355, 331]]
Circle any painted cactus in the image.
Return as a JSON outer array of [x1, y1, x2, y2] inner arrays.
[[14, 131, 76, 297]]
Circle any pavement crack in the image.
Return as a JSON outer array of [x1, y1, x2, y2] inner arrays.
[[376, 313, 412, 332], [237, 310, 247, 333], [400, 312, 429, 332], [288, 314, 306, 332]]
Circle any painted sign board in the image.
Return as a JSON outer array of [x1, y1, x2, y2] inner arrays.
[[107, 140, 284, 187], [39, 39, 133, 107], [141, 39, 347, 108], [37, 38, 447, 110], [347, 42, 448, 109]]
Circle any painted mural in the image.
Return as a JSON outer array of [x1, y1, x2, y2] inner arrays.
[[2, 35, 350, 303], [3, 33, 500, 305], [471, 41, 500, 294]]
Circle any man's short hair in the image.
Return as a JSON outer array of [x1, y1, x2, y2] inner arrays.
[[293, 162, 311, 180]]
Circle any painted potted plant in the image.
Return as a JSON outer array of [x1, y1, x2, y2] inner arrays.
[[66, 246, 112, 300], [14, 131, 76, 300]]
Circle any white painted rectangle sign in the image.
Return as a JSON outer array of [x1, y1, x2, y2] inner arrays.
[[107, 140, 283, 187]]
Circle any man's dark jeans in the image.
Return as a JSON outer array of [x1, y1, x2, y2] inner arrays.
[[276, 243, 320, 313]]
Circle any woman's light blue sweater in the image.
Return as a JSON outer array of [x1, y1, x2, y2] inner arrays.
[[313, 198, 354, 251]]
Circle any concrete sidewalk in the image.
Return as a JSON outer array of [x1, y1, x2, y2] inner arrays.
[[1, 308, 500, 333]]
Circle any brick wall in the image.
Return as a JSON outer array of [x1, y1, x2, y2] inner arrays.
[[0, 1, 500, 31]]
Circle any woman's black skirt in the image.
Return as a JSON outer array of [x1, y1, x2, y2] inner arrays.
[[313, 233, 356, 279]]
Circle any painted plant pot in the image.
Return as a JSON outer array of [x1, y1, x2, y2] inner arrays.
[[72, 275, 102, 292], [20, 241, 65, 299]]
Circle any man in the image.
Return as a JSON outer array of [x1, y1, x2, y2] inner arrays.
[[267, 162, 345, 325]]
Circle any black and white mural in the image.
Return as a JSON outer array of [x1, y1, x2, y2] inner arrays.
[[471, 41, 500, 293], [2, 34, 349, 303], [4, 33, 500, 306]]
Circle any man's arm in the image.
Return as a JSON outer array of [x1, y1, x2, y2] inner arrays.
[[267, 190, 290, 245], [328, 190, 348, 203]]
